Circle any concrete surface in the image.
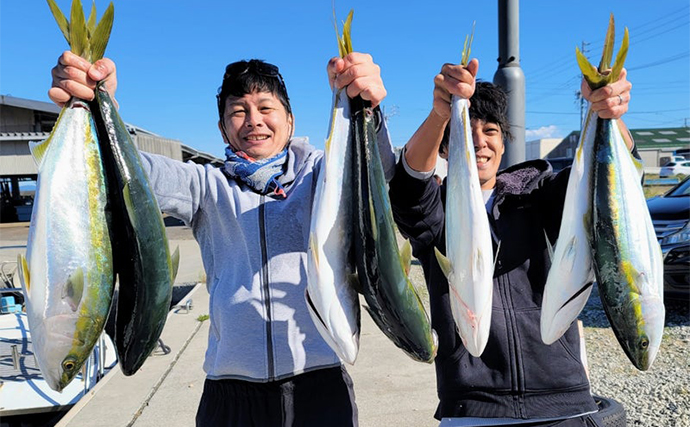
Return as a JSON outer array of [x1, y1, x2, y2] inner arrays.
[[0, 222, 440, 427]]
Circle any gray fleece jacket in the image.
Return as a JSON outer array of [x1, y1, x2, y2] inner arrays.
[[140, 129, 395, 382]]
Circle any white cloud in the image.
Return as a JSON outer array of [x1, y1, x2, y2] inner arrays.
[[526, 125, 561, 140]]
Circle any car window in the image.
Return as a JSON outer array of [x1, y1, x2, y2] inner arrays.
[[682, 162, 690, 167], [668, 178, 690, 197], [666, 162, 677, 167]]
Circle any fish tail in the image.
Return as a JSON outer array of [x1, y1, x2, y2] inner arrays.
[[576, 14, 629, 90], [46, 0, 114, 62]]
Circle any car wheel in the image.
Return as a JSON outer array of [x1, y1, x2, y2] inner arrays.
[[591, 395, 626, 427]]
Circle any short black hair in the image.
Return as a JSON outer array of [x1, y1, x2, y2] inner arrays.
[[440, 81, 513, 154], [216, 59, 292, 120]]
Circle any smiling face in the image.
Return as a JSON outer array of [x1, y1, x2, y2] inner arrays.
[[219, 91, 294, 160], [472, 118, 505, 190]]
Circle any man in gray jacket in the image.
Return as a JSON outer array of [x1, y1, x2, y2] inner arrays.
[[49, 50, 395, 427]]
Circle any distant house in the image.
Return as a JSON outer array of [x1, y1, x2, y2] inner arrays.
[[539, 127, 690, 170]]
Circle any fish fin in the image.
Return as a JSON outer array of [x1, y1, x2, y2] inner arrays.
[[69, 0, 89, 59], [309, 234, 320, 270], [576, 47, 607, 90], [63, 267, 85, 312], [543, 229, 554, 261], [342, 10, 354, 55], [46, 0, 70, 44], [621, 261, 643, 295], [333, 9, 354, 57], [630, 152, 644, 179], [577, 15, 629, 89], [609, 27, 629, 83], [400, 239, 413, 276], [171, 246, 180, 284], [493, 240, 502, 270], [89, 2, 114, 61], [460, 21, 476, 67], [17, 254, 30, 293], [347, 273, 363, 295], [598, 14, 615, 71], [86, 1, 97, 37], [434, 247, 452, 279], [29, 138, 53, 167]]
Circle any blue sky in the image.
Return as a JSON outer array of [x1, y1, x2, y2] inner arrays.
[[1, 1, 688, 158]]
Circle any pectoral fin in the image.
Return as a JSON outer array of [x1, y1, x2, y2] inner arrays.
[[400, 239, 412, 276], [348, 273, 363, 295], [63, 267, 85, 312], [434, 247, 452, 279], [171, 246, 180, 284]]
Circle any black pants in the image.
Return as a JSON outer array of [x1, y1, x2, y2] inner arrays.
[[195, 366, 358, 427]]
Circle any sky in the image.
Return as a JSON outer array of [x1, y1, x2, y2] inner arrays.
[[1, 1, 689, 159]]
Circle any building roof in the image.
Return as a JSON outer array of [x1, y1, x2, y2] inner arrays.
[[0, 95, 60, 115], [1, 94, 222, 166], [629, 127, 690, 149], [556, 126, 690, 152]]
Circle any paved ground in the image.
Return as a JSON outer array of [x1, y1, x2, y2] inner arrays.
[[0, 221, 440, 427]]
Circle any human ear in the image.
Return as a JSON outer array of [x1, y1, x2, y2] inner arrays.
[[218, 120, 230, 144]]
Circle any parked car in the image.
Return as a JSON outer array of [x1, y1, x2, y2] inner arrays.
[[659, 160, 690, 178], [646, 176, 690, 302]]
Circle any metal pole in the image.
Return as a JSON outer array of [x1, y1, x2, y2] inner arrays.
[[493, 0, 526, 168]]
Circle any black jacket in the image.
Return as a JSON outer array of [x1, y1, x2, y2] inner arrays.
[[389, 158, 598, 421]]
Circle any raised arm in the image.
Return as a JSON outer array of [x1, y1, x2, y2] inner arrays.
[[404, 59, 478, 173]]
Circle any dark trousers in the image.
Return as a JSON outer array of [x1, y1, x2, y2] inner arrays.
[[195, 366, 358, 427]]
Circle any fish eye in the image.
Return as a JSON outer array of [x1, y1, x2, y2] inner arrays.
[[62, 358, 77, 372], [640, 337, 649, 349]]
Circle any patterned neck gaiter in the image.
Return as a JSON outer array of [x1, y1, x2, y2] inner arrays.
[[223, 146, 289, 198]]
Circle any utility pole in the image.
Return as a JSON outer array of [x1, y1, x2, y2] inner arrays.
[[578, 41, 590, 130], [494, 0, 525, 169]]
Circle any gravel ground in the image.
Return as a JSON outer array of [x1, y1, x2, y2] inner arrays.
[[581, 286, 690, 427], [404, 234, 690, 427]]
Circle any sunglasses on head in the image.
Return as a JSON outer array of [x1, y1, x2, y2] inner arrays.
[[216, 60, 290, 112]]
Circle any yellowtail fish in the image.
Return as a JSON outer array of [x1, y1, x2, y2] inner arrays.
[[92, 85, 180, 376], [305, 11, 360, 364], [16, 0, 115, 392], [434, 27, 493, 358], [540, 103, 597, 345], [580, 16, 664, 371], [18, 98, 113, 392], [343, 11, 438, 363]]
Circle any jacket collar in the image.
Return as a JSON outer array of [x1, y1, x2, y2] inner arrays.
[[278, 137, 316, 187], [495, 159, 553, 198]]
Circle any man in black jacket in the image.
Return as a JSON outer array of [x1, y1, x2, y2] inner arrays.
[[389, 58, 635, 426]]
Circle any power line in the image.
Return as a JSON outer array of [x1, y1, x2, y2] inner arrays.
[[627, 51, 690, 71]]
